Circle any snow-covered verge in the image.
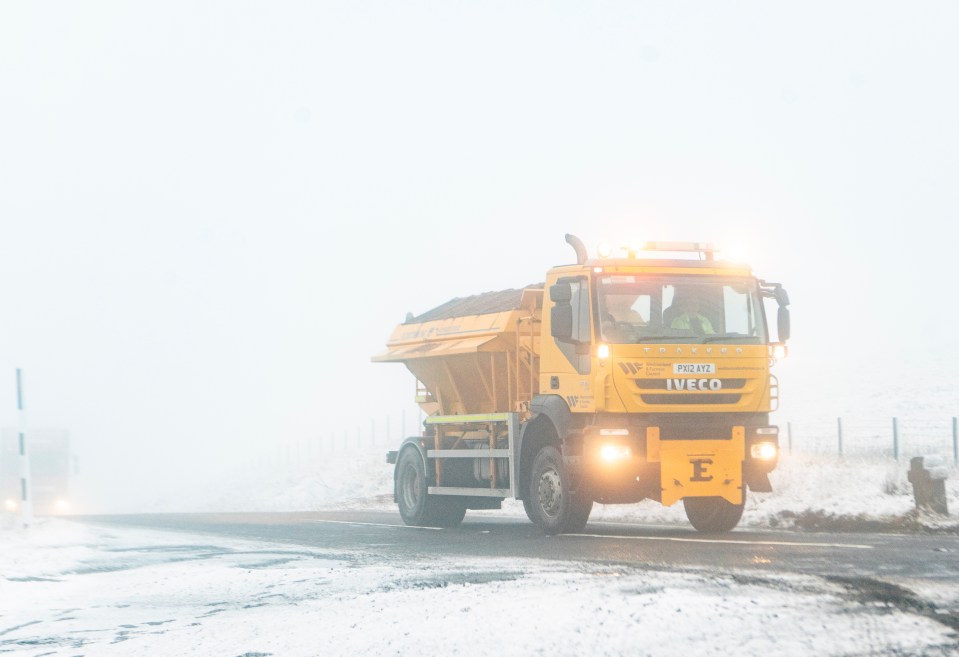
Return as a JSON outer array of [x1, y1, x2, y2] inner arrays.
[[585, 453, 959, 533], [118, 449, 959, 533], [1, 519, 957, 657]]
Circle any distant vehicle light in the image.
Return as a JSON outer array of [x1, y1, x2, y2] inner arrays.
[[55, 499, 70, 512], [4, 499, 17, 512], [599, 444, 632, 462], [751, 442, 778, 461]]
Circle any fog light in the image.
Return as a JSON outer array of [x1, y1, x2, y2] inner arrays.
[[4, 498, 17, 512], [599, 444, 632, 462], [597, 343, 610, 359], [751, 442, 778, 460], [55, 499, 70, 512]]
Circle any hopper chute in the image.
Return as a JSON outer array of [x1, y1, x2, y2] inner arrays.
[[373, 286, 543, 416]]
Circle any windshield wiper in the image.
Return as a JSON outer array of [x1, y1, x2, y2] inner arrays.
[[702, 334, 753, 343], [635, 335, 686, 343]]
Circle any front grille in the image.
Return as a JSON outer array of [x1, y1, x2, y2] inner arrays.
[[640, 393, 742, 405]]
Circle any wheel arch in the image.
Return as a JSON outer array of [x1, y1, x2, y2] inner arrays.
[[517, 395, 571, 500], [530, 394, 573, 439]]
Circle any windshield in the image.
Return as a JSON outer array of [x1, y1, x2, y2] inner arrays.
[[596, 275, 768, 345]]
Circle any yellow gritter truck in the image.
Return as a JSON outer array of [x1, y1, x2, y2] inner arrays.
[[374, 235, 790, 533]]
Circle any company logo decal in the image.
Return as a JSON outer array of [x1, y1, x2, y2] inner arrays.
[[665, 379, 723, 391], [618, 362, 644, 375]]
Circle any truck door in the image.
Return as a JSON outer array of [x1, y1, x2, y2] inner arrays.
[[543, 275, 594, 411]]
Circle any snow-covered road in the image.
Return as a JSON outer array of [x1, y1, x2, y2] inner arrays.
[[2, 519, 957, 656]]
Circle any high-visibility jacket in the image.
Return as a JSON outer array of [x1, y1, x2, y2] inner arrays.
[[670, 313, 715, 334]]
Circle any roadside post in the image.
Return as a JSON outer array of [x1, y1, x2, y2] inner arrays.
[[953, 417, 957, 466], [892, 417, 899, 462], [16, 369, 33, 528], [907, 455, 949, 515]]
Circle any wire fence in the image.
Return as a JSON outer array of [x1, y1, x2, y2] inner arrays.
[[248, 413, 959, 475], [241, 412, 421, 475], [781, 416, 959, 463]]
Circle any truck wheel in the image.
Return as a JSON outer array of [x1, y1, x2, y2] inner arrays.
[[395, 448, 467, 528], [527, 445, 593, 535], [683, 495, 745, 533]]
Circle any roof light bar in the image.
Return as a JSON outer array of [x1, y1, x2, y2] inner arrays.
[[643, 241, 715, 254], [594, 241, 718, 260]]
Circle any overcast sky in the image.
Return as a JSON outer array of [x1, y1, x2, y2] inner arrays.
[[2, 1, 958, 511]]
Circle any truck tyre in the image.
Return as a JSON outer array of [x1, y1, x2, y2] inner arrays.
[[682, 495, 745, 533], [527, 445, 593, 535], [522, 495, 590, 528], [395, 449, 467, 528], [522, 497, 537, 524]]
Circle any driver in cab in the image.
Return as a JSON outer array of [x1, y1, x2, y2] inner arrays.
[[670, 294, 715, 336]]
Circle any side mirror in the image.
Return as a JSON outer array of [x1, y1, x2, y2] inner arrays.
[[551, 305, 573, 340], [774, 286, 790, 307], [777, 306, 791, 342], [549, 282, 572, 303]]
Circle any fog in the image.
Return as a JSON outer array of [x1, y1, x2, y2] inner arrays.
[[2, 1, 958, 512]]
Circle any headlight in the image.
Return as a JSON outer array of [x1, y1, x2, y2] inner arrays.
[[4, 499, 17, 512], [750, 442, 778, 461], [599, 444, 632, 462]]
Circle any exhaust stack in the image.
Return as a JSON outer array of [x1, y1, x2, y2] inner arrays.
[[565, 234, 587, 265]]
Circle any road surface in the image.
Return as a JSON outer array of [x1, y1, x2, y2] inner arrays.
[[82, 509, 959, 615]]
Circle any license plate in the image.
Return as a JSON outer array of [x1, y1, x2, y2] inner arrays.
[[673, 363, 715, 374]]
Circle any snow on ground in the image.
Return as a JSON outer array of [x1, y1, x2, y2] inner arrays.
[[6, 432, 955, 654], [1, 519, 957, 657]]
